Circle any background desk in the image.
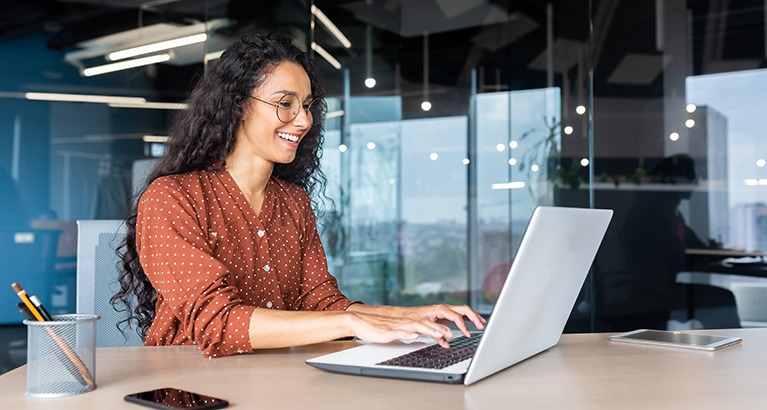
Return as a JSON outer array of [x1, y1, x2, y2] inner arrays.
[[685, 248, 767, 278], [680, 249, 767, 326], [1, 328, 765, 409]]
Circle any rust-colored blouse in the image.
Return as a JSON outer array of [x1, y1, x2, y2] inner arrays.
[[135, 168, 355, 358]]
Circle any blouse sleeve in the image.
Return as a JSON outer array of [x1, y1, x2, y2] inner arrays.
[[136, 178, 255, 358], [292, 193, 359, 311]]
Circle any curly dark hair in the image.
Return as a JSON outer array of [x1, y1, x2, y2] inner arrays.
[[111, 31, 328, 339]]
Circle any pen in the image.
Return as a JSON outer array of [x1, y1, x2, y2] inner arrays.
[[11, 282, 95, 387], [18, 302, 35, 321], [30, 295, 53, 321]]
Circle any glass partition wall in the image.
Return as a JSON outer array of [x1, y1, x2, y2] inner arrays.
[[310, 0, 767, 331], [1, 1, 766, 369], [312, 1, 587, 324]]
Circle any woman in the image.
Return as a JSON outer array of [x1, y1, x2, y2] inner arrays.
[[113, 32, 484, 358]]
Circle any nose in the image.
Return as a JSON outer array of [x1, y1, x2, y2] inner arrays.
[[292, 107, 312, 128]]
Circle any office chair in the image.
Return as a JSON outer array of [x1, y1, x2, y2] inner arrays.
[[730, 282, 767, 328], [76, 220, 143, 347]]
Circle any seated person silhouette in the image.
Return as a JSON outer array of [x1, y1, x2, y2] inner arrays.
[[618, 154, 738, 330]]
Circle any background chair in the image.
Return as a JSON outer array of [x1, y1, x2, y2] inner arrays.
[[76, 220, 143, 347], [730, 282, 767, 328]]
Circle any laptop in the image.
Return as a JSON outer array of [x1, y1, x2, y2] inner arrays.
[[307, 206, 613, 385]]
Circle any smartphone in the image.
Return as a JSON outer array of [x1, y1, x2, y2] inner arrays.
[[608, 329, 742, 351], [124, 387, 229, 410]]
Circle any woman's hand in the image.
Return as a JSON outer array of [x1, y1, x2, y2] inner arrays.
[[347, 312, 454, 348], [346, 304, 487, 348], [399, 304, 486, 339]]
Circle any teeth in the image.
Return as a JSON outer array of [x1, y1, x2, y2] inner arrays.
[[277, 132, 298, 143]]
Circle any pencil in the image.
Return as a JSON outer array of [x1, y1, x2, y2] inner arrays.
[[11, 282, 45, 322], [11, 282, 95, 387]]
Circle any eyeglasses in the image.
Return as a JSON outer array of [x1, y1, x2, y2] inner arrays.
[[251, 94, 326, 126]]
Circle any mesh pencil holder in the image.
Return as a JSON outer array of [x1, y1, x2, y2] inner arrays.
[[24, 314, 100, 397]]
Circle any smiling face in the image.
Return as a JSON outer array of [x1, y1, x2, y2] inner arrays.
[[234, 61, 313, 166]]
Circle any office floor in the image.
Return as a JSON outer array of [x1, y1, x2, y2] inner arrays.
[[0, 324, 26, 375]]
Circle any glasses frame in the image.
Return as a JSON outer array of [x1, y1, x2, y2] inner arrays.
[[250, 94, 326, 126]]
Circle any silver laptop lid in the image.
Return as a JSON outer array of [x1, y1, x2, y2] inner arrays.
[[464, 206, 612, 384]]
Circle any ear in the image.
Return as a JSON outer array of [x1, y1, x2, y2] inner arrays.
[[241, 100, 253, 122]]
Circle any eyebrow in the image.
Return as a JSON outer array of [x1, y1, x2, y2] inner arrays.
[[269, 90, 314, 100]]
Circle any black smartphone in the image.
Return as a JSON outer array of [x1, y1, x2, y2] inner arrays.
[[124, 387, 229, 410]]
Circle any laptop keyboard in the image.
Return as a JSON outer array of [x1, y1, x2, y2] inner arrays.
[[376, 333, 482, 369]]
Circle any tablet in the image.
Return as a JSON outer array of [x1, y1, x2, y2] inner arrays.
[[607, 329, 742, 351]]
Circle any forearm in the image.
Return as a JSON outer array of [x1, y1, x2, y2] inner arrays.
[[247, 303, 485, 350], [345, 303, 405, 317], [248, 309, 355, 349]]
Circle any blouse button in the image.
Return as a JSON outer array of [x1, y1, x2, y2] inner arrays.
[[263, 264, 271, 272], [258, 230, 265, 237], [266, 301, 273, 308]]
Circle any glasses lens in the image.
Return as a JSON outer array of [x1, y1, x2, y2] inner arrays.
[[308, 99, 327, 125], [275, 94, 300, 123]]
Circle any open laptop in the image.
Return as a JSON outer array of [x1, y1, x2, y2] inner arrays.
[[307, 206, 613, 385]]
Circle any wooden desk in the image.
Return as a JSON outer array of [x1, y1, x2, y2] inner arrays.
[[1, 329, 766, 409]]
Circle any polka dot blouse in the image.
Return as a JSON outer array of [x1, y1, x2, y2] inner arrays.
[[135, 168, 356, 358]]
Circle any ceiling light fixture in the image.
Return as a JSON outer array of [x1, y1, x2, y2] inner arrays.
[[108, 33, 207, 61], [311, 42, 342, 69], [82, 53, 171, 77], [743, 179, 767, 186], [63, 19, 231, 75], [311, 5, 352, 48], [422, 32, 431, 111], [25, 92, 146, 104], [143, 135, 170, 143], [491, 181, 526, 190], [364, 25, 375, 88], [108, 102, 188, 110], [204, 50, 225, 64], [326, 110, 345, 119]]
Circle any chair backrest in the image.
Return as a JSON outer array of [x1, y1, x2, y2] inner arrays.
[[730, 282, 767, 327], [76, 220, 143, 347]]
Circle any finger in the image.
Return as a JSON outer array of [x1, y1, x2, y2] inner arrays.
[[433, 308, 471, 337], [448, 305, 487, 330], [398, 322, 450, 348], [418, 318, 454, 339], [430, 306, 473, 337], [362, 328, 419, 345], [453, 318, 472, 338], [403, 320, 451, 346]]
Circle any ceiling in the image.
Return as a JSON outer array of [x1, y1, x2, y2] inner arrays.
[[0, 0, 765, 102], [0, 0, 218, 49]]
